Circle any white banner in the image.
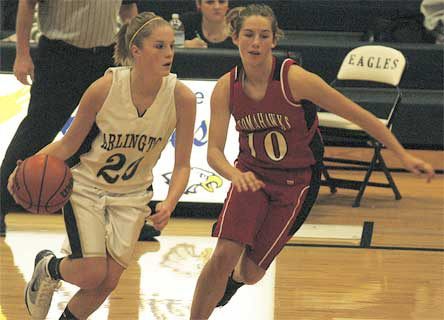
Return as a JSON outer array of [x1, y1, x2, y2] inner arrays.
[[0, 74, 238, 203], [152, 79, 239, 203]]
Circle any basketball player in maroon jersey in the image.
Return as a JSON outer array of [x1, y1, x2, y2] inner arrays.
[[190, 4, 435, 319]]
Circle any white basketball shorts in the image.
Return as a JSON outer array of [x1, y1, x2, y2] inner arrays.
[[61, 180, 153, 268]]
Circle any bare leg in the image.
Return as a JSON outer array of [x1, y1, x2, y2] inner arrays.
[[60, 257, 107, 289], [190, 239, 244, 320], [211, 250, 266, 309], [63, 255, 125, 319]]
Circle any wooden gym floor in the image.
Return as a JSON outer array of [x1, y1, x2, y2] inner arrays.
[[1, 160, 443, 319]]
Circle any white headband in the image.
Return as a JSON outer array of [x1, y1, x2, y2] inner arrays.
[[128, 17, 164, 49]]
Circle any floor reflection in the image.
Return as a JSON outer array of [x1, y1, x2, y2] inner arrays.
[[1, 232, 275, 319]]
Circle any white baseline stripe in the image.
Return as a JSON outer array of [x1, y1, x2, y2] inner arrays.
[[293, 224, 363, 240]]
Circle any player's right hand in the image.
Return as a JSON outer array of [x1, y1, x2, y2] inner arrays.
[[7, 160, 23, 202], [231, 170, 265, 192], [150, 201, 174, 231], [13, 54, 34, 85]]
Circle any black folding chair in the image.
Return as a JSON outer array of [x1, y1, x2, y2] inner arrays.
[[318, 45, 407, 207]]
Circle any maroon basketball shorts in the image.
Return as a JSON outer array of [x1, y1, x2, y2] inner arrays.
[[213, 165, 317, 269]]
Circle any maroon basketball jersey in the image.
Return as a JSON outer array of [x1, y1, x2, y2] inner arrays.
[[229, 56, 323, 172]]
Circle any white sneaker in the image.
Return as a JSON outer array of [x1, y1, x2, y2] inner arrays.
[[25, 250, 60, 319]]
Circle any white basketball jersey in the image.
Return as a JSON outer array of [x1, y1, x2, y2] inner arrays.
[[71, 67, 177, 193]]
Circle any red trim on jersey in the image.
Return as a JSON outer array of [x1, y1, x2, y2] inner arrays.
[[281, 58, 302, 107], [229, 66, 237, 114]]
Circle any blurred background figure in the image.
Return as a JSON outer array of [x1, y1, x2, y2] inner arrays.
[[421, 0, 444, 44], [182, 0, 236, 49]]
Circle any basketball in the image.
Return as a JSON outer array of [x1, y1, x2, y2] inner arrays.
[[13, 154, 73, 213]]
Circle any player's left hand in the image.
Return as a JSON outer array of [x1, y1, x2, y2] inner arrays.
[[150, 201, 174, 231], [400, 153, 435, 182]]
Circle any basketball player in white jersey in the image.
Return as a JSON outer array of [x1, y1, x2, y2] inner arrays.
[[8, 12, 196, 319]]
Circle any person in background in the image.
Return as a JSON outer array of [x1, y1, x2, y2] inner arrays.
[[190, 4, 435, 319], [8, 11, 196, 319], [182, 0, 236, 49], [0, 0, 161, 241], [421, 0, 444, 44]]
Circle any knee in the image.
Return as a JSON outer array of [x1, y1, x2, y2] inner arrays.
[[209, 249, 240, 275], [76, 263, 107, 289]]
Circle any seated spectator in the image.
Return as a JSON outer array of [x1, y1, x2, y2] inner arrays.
[[182, 0, 236, 49], [421, 0, 444, 44]]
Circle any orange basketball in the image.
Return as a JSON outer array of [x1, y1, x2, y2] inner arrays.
[[13, 154, 73, 213]]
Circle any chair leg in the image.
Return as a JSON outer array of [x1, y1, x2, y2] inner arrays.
[[377, 151, 402, 200], [321, 161, 337, 193], [353, 152, 378, 207]]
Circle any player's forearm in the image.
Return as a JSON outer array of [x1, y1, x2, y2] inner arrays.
[[342, 106, 409, 159], [164, 165, 191, 207], [37, 141, 77, 161], [207, 147, 239, 181], [15, 0, 37, 57]]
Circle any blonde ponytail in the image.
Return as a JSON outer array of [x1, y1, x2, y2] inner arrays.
[[114, 23, 130, 66], [113, 12, 169, 66]]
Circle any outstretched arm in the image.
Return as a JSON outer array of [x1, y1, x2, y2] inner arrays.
[[8, 73, 112, 198], [288, 65, 435, 182]]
